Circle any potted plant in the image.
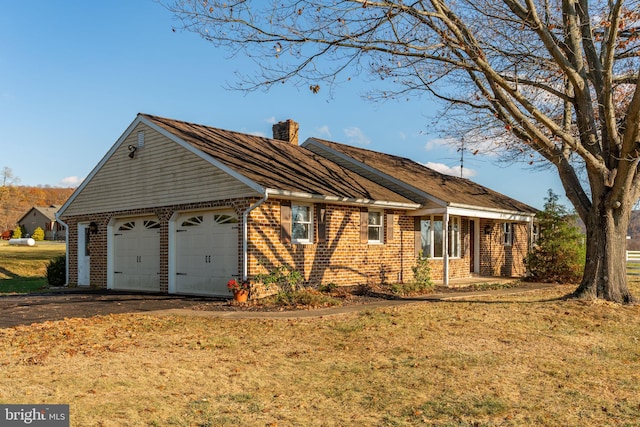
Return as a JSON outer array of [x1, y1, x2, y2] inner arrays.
[[227, 278, 251, 302]]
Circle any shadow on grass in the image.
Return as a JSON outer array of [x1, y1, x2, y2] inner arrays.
[[0, 266, 19, 279], [0, 277, 50, 294]]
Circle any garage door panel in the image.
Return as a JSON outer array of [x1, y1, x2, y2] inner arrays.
[[174, 211, 238, 296], [113, 217, 160, 292]]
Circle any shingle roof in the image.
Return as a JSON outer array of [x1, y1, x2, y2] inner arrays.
[[141, 114, 535, 215], [18, 205, 60, 223], [303, 138, 537, 214], [140, 114, 417, 206]]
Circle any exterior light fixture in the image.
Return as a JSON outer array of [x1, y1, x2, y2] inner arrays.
[[89, 222, 98, 234], [127, 144, 137, 158]]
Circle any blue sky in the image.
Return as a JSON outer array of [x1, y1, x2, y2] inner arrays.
[[0, 1, 565, 209]]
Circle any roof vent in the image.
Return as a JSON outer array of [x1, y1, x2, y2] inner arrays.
[[272, 119, 299, 145], [137, 131, 145, 148]]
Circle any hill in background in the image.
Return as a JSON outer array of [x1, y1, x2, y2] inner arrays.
[[0, 186, 75, 233]]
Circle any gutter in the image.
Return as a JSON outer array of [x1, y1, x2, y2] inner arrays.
[[54, 213, 69, 286], [242, 190, 270, 281]]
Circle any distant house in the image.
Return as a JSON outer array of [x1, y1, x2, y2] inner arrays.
[[17, 205, 65, 240], [57, 113, 537, 294]]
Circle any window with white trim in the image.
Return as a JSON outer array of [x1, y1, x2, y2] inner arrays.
[[368, 211, 383, 243], [532, 223, 540, 244], [420, 215, 461, 258], [448, 216, 460, 257], [292, 204, 313, 243], [503, 223, 514, 246]]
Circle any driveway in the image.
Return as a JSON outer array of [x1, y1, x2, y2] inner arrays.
[[0, 290, 215, 328]]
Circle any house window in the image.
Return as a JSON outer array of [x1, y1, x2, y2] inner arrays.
[[532, 223, 539, 244], [448, 216, 460, 257], [420, 215, 461, 258], [368, 211, 383, 243], [292, 204, 312, 243], [503, 223, 514, 246]]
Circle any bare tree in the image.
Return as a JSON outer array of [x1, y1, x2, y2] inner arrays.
[[166, 0, 640, 303]]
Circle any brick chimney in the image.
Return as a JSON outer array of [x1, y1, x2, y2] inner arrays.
[[272, 119, 299, 145]]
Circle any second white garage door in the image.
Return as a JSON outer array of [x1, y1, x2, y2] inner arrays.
[[174, 211, 239, 296]]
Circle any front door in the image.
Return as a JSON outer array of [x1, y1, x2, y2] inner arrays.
[[78, 223, 91, 286]]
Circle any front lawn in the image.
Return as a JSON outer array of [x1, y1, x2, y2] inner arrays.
[[0, 241, 65, 294], [1, 283, 639, 426]]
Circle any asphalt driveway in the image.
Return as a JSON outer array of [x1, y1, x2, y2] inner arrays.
[[0, 290, 217, 328]]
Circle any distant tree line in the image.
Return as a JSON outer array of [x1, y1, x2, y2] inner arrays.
[[0, 167, 74, 233]]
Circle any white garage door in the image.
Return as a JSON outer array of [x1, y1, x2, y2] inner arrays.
[[174, 211, 239, 296], [113, 217, 161, 292]]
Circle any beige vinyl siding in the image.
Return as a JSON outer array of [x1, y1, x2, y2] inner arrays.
[[63, 123, 259, 216]]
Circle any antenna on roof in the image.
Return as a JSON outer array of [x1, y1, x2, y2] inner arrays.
[[459, 137, 465, 178]]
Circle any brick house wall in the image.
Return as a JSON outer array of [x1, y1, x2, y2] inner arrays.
[[246, 201, 417, 286], [479, 219, 528, 277], [62, 197, 530, 291]]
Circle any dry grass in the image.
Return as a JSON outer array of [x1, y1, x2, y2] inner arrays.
[[1, 282, 640, 426]]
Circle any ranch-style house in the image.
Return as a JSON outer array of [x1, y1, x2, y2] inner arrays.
[[56, 113, 537, 296]]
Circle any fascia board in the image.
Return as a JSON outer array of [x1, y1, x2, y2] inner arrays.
[[302, 138, 446, 207], [266, 189, 421, 210], [409, 205, 535, 222], [447, 203, 536, 221]]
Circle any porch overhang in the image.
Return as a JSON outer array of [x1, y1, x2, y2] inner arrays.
[[409, 202, 536, 222], [409, 203, 536, 288]]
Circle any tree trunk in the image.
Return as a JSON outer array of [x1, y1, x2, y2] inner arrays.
[[572, 203, 636, 303]]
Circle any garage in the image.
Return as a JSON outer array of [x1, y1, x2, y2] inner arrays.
[[173, 210, 239, 296], [112, 217, 161, 292]]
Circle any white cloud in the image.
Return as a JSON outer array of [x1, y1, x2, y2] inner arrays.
[[59, 176, 83, 187], [265, 116, 277, 124], [315, 125, 331, 138], [423, 162, 477, 178], [343, 127, 371, 145], [249, 131, 267, 137], [398, 131, 407, 140], [424, 137, 457, 151]]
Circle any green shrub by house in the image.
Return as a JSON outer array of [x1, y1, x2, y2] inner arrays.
[[525, 190, 585, 283], [46, 255, 66, 287], [390, 251, 434, 295]]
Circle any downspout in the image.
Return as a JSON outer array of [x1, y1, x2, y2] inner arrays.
[[55, 214, 69, 286], [243, 191, 269, 281], [443, 210, 449, 287]]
